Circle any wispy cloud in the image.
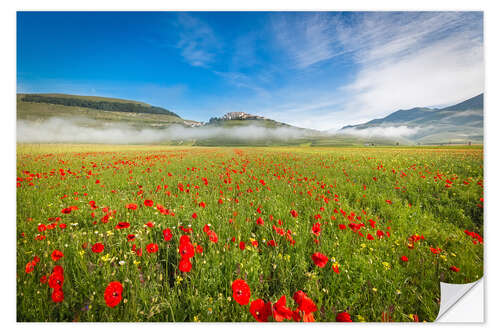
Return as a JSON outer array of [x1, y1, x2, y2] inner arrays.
[[174, 13, 221, 68], [263, 12, 483, 130], [271, 13, 345, 69], [337, 12, 484, 126]]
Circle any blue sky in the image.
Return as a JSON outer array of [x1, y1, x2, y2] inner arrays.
[[17, 11, 484, 130]]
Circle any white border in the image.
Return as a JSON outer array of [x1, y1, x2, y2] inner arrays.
[[3, 1, 499, 332]]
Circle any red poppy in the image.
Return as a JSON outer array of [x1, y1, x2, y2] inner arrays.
[[51, 289, 64, 303], [178, 258, 192, 272], [127, 234, 136, 241], [293, 290, 318, 315], [430, 247, 442, 255], [207, 230, 218, 243], [273, 295, 293, 321], [115, 222, 130, 229], [25, 261, 35, 273], [59, 223, 67, 229], [311, 222, 321, 236], [179, 242, 195, 259], [311, 252, 328, 268], [163, 228, 173, 241], [367, 234, 374, 240], [196, 244, 203, 254], [338, 224, 347, 230], [232, 279, 251, 305], [61, 206, 77, 214], [192, 212, 198, 219], [53, 265, 64, 276], [249, 299, 272, 322], [400, 255, 409, 262], [48, 272, 64, 290], [332, 263, 340, 274], [91, 242, 104, 253], [38, 224, 46, 232], [239, 241, 245, 250], [267, 239, 277, 247], [199, 201, 206, 208], [145, 221, 154, 228], [40, 275, 47, 284], [336, 311, 352, 322], [290, 209, 298, 218], [256, 217, 264, 225], [146, 243, 159, 253], [143, 199, 153, 207], [450, 266, 460, 272], [126, 203, 138, 210], [51, 249, 64, 262], [104, 281, 123, 308]]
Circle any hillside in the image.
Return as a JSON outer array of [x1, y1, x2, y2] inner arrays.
[[340, 94, 483, 144], [17, 93, 201, 128]]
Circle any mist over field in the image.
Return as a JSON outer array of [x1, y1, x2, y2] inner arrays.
[[16, 117, 311, 144], [339, 125, 421, 138]]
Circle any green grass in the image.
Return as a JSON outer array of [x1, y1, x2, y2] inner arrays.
[[16, 144, 483, 322]]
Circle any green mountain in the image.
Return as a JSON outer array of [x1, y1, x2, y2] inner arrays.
[[17, 93, 201, 128], [340, 94, 483, 144]]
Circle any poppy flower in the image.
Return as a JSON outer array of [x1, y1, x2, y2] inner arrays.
[[336, 311, 352, 322], [191, 212, 198, 219], [332, 263, 340, 274], [115, 222, 130, 229], [126, 203, 138, 210], [91, 242, 104, 253], [249, 299, 272, 322], [145, 221, 154, 228], [143, 199, 153, 207], [146, 243, 159, 253], [178, 258, 192, 272], [290, 209, 298, 218], [256, 217, 264, 225], [207, 230, 218, 243], [311, 222, 321, 236], [59, 223, 67, 229], [179, 242, 195, 259], [163, 228, 173, 241], [400, 255, 408, 262], [273, 295, 293, 321], [430, 247, 442, 255], [53, 265, 64, 276], [232, 279, 251, 305], [51, 249, 64, 262], [239, 241, 246, 250], [127, 234, 136, 241], [293, 290, 318, 315], [338, 224, 346, 230], [51, 289, 64, 303], [25, 261, 35, 273], [38, 224, 46, 232], [311, 252, 328, 268], [450, 266, 460, 272], [104, 281, 123, 308], [48, 272, 64, 290]]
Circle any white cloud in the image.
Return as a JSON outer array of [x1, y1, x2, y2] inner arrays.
[[264, 12, 483, 130], [175, 14, 221, 68]]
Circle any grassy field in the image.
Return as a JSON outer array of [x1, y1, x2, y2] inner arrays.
[[16, 144, 483, 322]]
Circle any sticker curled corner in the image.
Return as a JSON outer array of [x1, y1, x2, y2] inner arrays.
[[436, 278, 484, 322]]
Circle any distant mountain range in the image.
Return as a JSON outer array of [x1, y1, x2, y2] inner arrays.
[[17, 92, 483, 145], [340, 94, 483, 144]]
